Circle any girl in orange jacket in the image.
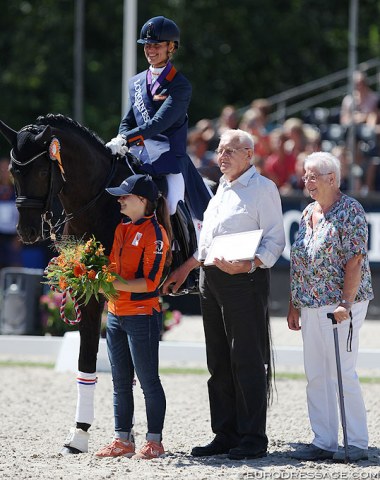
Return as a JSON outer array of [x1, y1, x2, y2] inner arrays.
[[96, 174, 171, 460]]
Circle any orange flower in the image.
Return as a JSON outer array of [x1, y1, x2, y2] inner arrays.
[[106, 273, 116, 283], [87, 269, 96, 280], [57, 255, 66, 267], [73, 262, 87, 277], [59, 277, 68, 290]]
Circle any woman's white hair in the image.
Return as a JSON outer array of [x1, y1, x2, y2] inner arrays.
[[304, 151, 341, 187]]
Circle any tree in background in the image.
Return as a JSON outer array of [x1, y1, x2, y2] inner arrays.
[[1, 0, 380, 155]]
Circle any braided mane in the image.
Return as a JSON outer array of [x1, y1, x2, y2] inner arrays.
[[36, 113, 109, 153]]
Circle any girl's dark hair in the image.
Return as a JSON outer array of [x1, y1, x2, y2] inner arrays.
[[145, 196, 173, 267]]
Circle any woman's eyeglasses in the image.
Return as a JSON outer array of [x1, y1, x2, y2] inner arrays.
[[301, 173, 332, 183]]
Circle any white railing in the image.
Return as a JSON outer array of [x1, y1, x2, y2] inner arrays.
[[238, 57, 380, 123]]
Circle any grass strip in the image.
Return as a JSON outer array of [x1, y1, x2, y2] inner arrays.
[[0, 361, 379, 383]]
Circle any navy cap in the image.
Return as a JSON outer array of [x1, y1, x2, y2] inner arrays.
[[106, 174, 159, 203]]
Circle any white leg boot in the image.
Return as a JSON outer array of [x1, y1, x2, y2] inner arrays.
[[61, 427, 89, 455]]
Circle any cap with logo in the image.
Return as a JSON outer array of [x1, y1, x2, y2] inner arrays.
[[106, 174, 159, 203]]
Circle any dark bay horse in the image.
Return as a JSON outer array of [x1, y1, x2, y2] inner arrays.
[[0, 113, 197, 454]]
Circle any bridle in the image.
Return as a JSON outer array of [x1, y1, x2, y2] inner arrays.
[[11, 149, 49, 210], [10, 141, 120, 241]]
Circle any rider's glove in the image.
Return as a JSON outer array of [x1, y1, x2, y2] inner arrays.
[[106, 134, 129, 155]]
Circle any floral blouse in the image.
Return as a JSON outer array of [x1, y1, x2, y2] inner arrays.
[[290, 194, 373, 309]]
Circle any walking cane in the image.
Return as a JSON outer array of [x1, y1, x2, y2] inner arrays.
[[327, 313, 349, 463]]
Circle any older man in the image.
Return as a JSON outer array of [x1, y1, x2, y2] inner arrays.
[[163, 129, 285, 460]]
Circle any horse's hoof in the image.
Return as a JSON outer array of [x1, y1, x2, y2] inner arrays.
[[60, 427, 89, 454], [60, 445, 84, 455]]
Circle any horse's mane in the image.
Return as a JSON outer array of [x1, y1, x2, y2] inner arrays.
[[36, 113, 110, 154]]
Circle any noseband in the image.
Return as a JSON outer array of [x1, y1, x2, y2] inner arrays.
[[11, 149, 53, 210]]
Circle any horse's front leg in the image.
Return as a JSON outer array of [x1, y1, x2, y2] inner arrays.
[[61, 297, 104, 455]]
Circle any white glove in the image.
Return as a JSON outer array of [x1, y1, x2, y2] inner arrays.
[[106, 134, 128, 155]]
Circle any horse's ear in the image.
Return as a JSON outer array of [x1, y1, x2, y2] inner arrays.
[[35, 125, 52, 146], [0, 119, 17, 145]]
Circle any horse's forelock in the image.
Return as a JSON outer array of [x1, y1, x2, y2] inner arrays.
[[15, 127, 47, 159]]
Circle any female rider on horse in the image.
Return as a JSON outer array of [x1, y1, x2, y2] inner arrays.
[[106, 16, 212, 233]]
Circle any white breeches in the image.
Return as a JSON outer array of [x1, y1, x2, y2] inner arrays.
[[166, 172, 203, 243], [166, 173, 185, 215]]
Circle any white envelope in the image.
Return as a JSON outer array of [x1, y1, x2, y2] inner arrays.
[[204, 229, 263, 266]]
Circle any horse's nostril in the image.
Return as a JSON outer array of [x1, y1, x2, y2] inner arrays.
[[18, 226, 40, 244]]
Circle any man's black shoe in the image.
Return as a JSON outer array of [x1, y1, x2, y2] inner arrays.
[[191, 438, 232, 457], [228, 445, 267, 460]]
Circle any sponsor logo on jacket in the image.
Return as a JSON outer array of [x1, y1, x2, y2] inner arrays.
[[134, 79, 150, 122]]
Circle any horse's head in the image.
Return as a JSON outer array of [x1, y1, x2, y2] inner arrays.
[[0, 119, 64, 243]]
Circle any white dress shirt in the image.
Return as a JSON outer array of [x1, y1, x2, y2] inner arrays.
[[198, 165, 285, 268]]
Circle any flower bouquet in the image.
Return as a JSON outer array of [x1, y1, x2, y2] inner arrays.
[[44, 235, 120, 307]]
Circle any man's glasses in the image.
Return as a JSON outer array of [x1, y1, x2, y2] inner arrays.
[[301, 173, 332, 183], [215, 147, 251, 157]]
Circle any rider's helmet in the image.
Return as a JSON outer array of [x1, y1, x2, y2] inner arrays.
[[137, 16, 180, 50]]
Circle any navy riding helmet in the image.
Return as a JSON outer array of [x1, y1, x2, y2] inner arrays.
[[137, 16, 180, 50]]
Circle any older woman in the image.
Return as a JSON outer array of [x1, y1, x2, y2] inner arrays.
[[287, 151, 373, 462]]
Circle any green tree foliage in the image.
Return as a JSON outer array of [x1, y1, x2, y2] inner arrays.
[[1, 0, 379, 155]]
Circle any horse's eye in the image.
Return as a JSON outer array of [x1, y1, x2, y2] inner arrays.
[[39, 169, 49, 178]]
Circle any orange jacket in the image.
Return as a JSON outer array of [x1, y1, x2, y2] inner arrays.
[[108, 215, 169, 316]]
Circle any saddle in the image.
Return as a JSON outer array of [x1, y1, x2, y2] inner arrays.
[[168, 200, 199, 296]]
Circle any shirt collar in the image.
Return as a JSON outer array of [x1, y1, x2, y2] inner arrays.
[[122, 214, 154, 225], [220, 165, 257, 187]]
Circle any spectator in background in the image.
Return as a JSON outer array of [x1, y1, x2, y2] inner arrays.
[[215, 105, 239, 138], [340, 71, 378, 126], [187, 129, 217, 169], [365, 156, 380, 192], [187, 128, 221, 187], [283, 118, 307, 159], [366, 97, 380, 158], [279, 152, 307, 195], [251, 98, 277, 133], [303, 125, 322, 153], [263, 128, 296, 188], [0, 157, 22, 269], [366, 97, 380, 132], [194, 118, 219, 152], [239, 108, 272, 162], [330, 145, 363, 193]]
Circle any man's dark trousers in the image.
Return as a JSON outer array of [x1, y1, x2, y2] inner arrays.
[[199, 267, 270, 452]]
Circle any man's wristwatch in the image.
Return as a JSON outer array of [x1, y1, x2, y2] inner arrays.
[[247, 260, 256, 274]]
